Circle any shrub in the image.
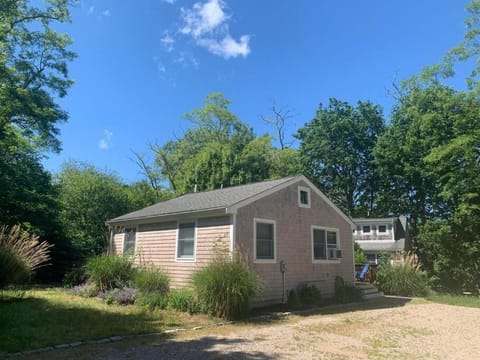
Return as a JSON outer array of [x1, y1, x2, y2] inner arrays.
[[287, 288, 302, 309], [103, 287, 137, 305], [375, 263, 430, 297], [298, 283, 322, 306], [85, 255, 133, 291], [0, 225, 52, 288], [167, 287, 199, 313], [335, 276, 361, 303], [63, 264, 88, 287], [133, 266, 170, 295], [69, 282, 98, 297], [136, 293, 168, 310], [354, 242, 367, 264], [191, 252, 262, 319]]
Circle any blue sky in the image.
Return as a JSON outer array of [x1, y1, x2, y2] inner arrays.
[[44, 0, 470, 183]]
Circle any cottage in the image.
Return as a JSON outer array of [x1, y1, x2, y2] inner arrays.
[[107, 175, 355, 305], [352, 217, 408, 264]]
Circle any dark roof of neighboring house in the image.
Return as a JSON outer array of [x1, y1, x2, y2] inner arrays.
[[352, 217, 397, 223], [108, 176, 298, 224], [357, 238, 405, 252]]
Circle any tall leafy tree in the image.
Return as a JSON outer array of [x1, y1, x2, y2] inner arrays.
[[57, 162, 133, 256], [296, 99, 385, 217]]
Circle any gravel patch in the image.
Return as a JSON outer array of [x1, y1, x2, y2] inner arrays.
[[17, 300, 480, 359]]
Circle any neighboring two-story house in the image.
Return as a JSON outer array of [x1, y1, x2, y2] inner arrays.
[[352, 217, 408, 264]]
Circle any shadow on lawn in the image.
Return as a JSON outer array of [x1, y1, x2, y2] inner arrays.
[[0, 295, 169, 354]]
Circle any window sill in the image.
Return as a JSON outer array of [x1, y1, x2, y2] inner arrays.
[[175, 257, 196, 262], [254, 259, 276, 264], [312, 259, 342, 264]]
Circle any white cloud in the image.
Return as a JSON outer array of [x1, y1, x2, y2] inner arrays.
[[176, 0, 251, 59], [88, 5, 95, 14], [160, 33, 175, 52], [162, 0, 176, 4], [98, 129, 113, 150], [180, 0, 228, 38], [102, 9, 111, 17], [197, 35, 250, 59]]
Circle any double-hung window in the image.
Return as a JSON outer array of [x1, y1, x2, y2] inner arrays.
[[123, 227, 136, 255], [254, 219, 276, 262], [312, 226, 340, 261], [177, 222, 195, 260]]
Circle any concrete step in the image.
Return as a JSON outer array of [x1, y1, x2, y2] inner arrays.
[[356, 283, 384, 300]]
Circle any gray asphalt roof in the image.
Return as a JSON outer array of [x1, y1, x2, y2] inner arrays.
[[356, 239, 405, 252], [108, 176, 298, 223]]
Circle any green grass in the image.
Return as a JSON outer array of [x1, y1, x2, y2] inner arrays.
[[0, 288, 215, 354], [427, 293, 480, 308]]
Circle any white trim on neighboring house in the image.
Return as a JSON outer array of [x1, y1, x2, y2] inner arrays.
[[298, 186, 311, 208], [175, 220, 197, 262], [311, 225, 341, 264], [253, 218, 277, 264]]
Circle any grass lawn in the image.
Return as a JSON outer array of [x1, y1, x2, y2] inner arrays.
[[427, 293, 480, 308], [0, 288, 215, 354]]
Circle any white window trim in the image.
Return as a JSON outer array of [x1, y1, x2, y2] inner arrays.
[[377, 224, 388, 234], [361, 225, 371, 234], [311, 225, 341, 263], [175, 220, 197, 262], [253, 218, 276, 264], [298, 186, 311, 208], [123, 225, 138, 258]]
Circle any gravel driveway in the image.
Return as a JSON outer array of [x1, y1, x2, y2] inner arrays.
[[21, 297, 480, 359]]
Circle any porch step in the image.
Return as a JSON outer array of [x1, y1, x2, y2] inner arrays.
[[356, 282, 384, 300]]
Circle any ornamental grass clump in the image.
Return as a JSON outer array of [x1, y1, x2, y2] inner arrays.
[[0, 225, 52, 288], [133, 265, 170, 295], [191, 251, 262, 320], [85, 255, 133, 291]]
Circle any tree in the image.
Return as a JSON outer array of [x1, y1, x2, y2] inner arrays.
[[56, 162, 133, 256], [0, 0, 75, 151], [296, 98, 385, 217]]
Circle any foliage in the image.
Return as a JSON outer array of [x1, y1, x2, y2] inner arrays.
[[139, 93, 300, 195], [103, 287, 137, 305], [85, 255, 133, 292], [354, 242, 368, 264], [68, 282, 98, 298], [56, 161, 134, 256], [0, 225, 52, 288], [0, 0, 75, 151], [297, 283, 322, 306], [427, 293, 480, 308], [375, 262, 430, 297], [286, 288, 302, 309], [297, 98, 385, 216], [136, 293, 168, 310], [63, 264, 87, 287], [334, 276, 361, 303], [167, 287, 199, 313], [191, 251, 262, 319], [133, 266, 170, 295]]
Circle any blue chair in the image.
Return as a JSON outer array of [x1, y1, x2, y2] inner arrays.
[[356, 263, 369, 282]]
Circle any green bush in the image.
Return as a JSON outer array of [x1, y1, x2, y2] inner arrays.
[[63, 264, 88, 287], [191, 252, 262, 319], [167, 287, 199, 313], [85, 255, 134, 291], [287, 288, 302, 309], [0, 248, 30, 288], [354, 242, 367, 264], [133, 266, 170, 295], [298, 283, 322, 306], [375, 263, 430, 297], [136, 293, 168, 310], [0, 225, 52, 288], [335, 276, 361, 303]]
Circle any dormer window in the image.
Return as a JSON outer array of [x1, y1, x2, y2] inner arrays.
[[298, 186, 311, 208], [378, 225, 387, 233], [362, 225, 371, 234]]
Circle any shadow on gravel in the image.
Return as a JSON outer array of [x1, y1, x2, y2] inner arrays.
[[245, 296, 413, 325]]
